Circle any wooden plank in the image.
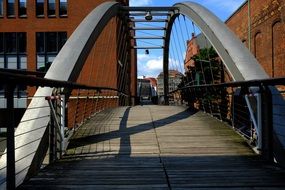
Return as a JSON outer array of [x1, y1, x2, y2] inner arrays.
[[19, 106, 285, 189]]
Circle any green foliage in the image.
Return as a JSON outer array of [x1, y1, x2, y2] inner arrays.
[[191, 47, 221, 85], [177, 47, 226, 109], [192, 46, 218, 61]]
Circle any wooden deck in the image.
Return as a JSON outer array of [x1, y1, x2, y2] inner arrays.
[[19, 106, 285, 189]]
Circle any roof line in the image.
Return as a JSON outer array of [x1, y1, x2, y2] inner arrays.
[[225, 0, 247, 23]]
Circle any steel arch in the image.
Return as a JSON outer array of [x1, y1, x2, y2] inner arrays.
[[163, 2, 269, 103], [0, 2, 121, 188], [163, 2, 285, 165]]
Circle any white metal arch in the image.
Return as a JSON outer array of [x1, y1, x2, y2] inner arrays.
[[163, 2, 285, 165], [0, 2, 121, 188], [163, 2, 269, 85]]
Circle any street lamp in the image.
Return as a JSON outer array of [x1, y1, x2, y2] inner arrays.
[[145, 11, 152, 21]]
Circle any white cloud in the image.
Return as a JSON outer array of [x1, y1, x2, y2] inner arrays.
[[146, 57, 163, 70], [137, 54, 162, 77], [130, 0, 152, 7], [137, 53, 151, 62], [137, 54, 183, 78]]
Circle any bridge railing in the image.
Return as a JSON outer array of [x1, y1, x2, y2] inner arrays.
[[0, 69, 128, 189], [170, 77, 285, 167]]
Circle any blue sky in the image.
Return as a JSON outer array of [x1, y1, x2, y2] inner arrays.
[[130, 0, 246, 78]]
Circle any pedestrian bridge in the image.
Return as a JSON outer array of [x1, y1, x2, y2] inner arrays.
[[0, 1, 285, 189], [18, 106, 285, 189]]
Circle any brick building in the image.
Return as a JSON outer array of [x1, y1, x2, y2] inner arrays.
[[0, 0, 137, 127], [184, 33, 210, 73], [0, 0, 133, 86], [184, 0, 284, 79], [226, 0, 285, 78], [157, 70, 183, 97]]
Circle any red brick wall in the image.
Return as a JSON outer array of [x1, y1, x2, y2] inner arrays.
[[0, 0, 135, 128], [226, 0, 285, 77], [185, 35, 200, 72]]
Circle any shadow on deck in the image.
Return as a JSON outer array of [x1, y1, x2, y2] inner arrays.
[[19, 106, 285, 189]]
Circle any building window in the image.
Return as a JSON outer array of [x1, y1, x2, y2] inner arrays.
[[0, 33, 3, 53], [18, 32, 26, 53], [48, 0, 56, 16], [0, 33, 27, 99], [36, 32, 44, 53], [0, 0, 3, 17], [36, 0, 44, 17], [0, 32, 27, 69], [46, 32, 57, 52], [5, 33, 17, 53], [0, 33, 3, 69], [18, 0, 27, 17], [59, 0, 67, 16], [7, 0, 15, 17], [36, 32, 67, 71]]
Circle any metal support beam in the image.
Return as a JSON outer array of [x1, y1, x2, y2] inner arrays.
[[131, 36, 165, 39], [47, 99, 64, 142], [121, 6, 178, 12], [128, 19, 168, 22], [131, 46, 164, 49], [130, 27, 166, 30], [260, 86, 273, 162], [129, 13, 171, 16], [163, 13, 178, 105], [60, 95, 66, 154], [49, 104, 56, 163], [245, 93, 262, 150], [5, 84, 16, 190], [173, 2, 268, 81]]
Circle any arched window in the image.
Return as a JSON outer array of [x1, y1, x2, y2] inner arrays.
[[272, 20, 283, 77], [254, 32, 262, 59]]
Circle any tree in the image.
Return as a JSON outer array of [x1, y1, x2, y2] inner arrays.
[[191, 47, 221, 85], [179, 47, 228, 113]]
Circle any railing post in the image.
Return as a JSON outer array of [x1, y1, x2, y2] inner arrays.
[[5, 83, 16, 190], [260, 85, 273, 162], [60, 95, 65, 154], [46, 94, 65, 162], [49, 99, 56, 163]]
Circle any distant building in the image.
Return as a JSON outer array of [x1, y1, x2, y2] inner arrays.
[[185, 0, 285, 79], [137, 79, 151, 100], [145, 77, 158, 97], [137, 77, 157, 100], [184, 33, 211, 72], [157, 70, 183, 97]]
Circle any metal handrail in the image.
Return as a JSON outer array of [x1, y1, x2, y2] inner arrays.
[[0, 71, 128, 96], [169, 77, 285, 167], [0, 68, 46, 77], [169, 76, 285, 94], [0, 69, 130, 189]]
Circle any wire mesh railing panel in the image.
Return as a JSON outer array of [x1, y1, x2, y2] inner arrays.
[[0, 5, 133, 188], [167, 8, 285, 155], [171, 77, 285, 169]]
